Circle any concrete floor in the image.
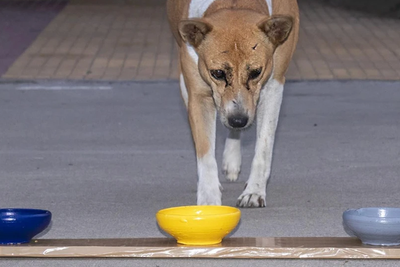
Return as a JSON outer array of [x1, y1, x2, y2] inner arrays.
[[0, 80, 399, 266]]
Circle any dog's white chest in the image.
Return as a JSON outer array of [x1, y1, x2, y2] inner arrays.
[[188, 0, 217, 18], [188, 0, 273, 18], [266, 0, 272, 15]]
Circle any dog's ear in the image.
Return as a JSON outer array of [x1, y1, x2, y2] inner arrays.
[[179, 19, 213, 48], [258, 15, 293, 46]]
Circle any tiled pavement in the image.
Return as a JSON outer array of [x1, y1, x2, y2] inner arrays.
[[1, 0, 400, 81], [0, 0, 67, 76]]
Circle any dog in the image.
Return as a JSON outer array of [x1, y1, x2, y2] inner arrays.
[[166, 0, 299, 207]]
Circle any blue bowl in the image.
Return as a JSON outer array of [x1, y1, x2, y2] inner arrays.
[[343, 207, 400, 246], [0, 208, 52, 245]]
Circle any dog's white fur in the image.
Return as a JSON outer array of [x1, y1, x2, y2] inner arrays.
[[189, 0, 217, 18], [179, 74, 189, 107]]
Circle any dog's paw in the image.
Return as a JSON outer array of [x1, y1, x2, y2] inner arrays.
[[198, 193, 222, 205], [222, 166, 240, 182], [197, 182, 222, 205], [236, 189, 266, 208], [222, 153, 241, 182]]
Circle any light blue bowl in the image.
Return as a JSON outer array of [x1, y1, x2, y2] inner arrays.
[[343, 207, 400, 246]]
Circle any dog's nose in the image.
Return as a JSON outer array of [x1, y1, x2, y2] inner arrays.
[[228, 115, 249, 128]]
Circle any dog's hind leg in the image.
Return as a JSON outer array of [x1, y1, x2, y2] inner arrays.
[[222, 129, 241, 182]]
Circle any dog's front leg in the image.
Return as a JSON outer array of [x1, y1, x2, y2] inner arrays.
[[237, 79, 284, 207], [188, 93, 221, 205]]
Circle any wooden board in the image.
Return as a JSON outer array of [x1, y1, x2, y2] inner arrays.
[[1, 237, 400, 259]]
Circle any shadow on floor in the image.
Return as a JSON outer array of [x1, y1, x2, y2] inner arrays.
[[324, 0, 400, 18]]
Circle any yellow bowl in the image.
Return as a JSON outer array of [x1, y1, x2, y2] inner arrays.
[[156, 205, 241, 245]]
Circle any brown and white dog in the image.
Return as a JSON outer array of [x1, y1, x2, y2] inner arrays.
[[166, 0, 299, 208]]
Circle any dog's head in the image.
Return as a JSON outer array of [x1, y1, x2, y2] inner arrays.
[[179, 10, 293, 129]]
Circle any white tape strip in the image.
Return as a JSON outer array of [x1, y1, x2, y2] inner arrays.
[[17, 86, 113, 90]]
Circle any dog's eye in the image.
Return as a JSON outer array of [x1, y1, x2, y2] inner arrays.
[[249, 68, 262, 80], [210, 69, 226, 80]]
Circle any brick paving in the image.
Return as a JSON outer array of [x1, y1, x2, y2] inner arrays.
[[0, 0, 67, 76], [1, 0, 400, 81]]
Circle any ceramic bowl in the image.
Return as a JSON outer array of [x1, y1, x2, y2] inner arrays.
[[156, 205, 241, 245], [343, 207, 400, 246], [0, 208, 52, 245]]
